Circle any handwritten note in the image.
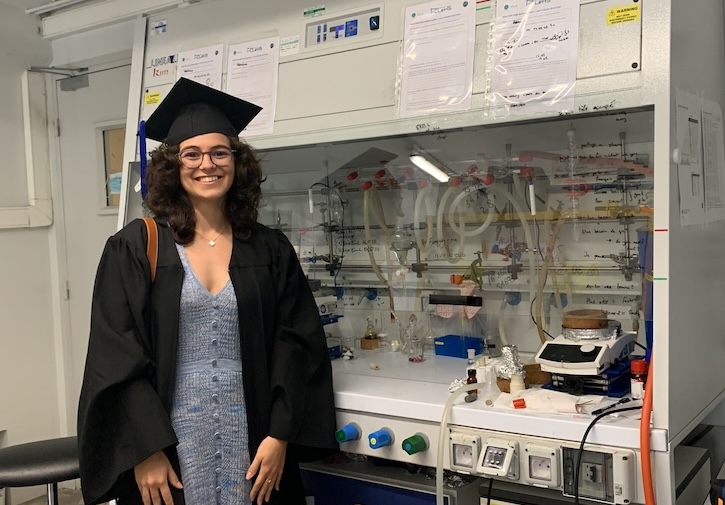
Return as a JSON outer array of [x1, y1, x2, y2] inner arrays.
[[177, 44, 224, 89], [675, 89, 706, 226], [226, 36, 280, 136], [701, 98, 725, 223], [399, 0, 476, 116], [488, 0, 580, 112]]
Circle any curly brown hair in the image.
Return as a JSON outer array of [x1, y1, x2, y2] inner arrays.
[[144, 137, 265, 244]]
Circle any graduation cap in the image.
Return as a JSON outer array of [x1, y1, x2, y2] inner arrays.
[[138, 78, 262, 198], [144, 77, 262, 145]]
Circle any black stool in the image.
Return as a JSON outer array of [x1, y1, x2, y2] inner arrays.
[[0, 436, 79, 505]]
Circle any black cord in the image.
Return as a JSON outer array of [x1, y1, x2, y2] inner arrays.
[[530, 260, 555, 340], [530, 296, 556, 339], [634, 341, 646, 351], [486, 477, 493, 505], [525, 181, 555, 339], [534, 217, 544, 261], [574, 406, 643, 504]]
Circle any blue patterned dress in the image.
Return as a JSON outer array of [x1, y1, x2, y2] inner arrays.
[[170, 243, 252, 504]]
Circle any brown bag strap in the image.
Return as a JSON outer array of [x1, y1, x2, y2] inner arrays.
[[142, 217, 158, 282]]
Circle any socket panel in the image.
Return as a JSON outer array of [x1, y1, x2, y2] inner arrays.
[[447, 427, 640, 504], [334, 412, 641, 504]]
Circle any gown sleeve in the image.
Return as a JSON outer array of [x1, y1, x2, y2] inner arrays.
[[266, 229, 338, 461], [77, 232, 178, 505]]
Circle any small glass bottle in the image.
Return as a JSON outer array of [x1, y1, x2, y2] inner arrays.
[[361, 316, 379, 350], [465, 369, 478, 403], [467, 348, 476, 365], [630, 359, 649, 400]]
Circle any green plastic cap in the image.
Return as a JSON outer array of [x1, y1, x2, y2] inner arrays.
[[402, 434, 428, 455]]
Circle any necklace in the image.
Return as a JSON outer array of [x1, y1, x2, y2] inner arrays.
[[195, 225, 228, 247]]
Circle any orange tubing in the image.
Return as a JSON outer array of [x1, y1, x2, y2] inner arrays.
[[640, 356, 656, 504]]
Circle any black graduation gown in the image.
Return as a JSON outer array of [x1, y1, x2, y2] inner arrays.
[[77, 219, 338, 505]]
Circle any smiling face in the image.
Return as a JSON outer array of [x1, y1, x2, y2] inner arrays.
[[177, 132, 235, 206]]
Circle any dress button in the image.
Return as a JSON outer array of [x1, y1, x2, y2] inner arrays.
[[211, 338, 218, 345], [214, 431, 221, 438], [213, 413, 220, 420], [215, 451, 221, 458], [215, 467, 222, 474], [212, 359, 218, 367], [216, 486, 221, 493], [212, 321, 218, 328], [212, 393, 219, 401], [212, 375, 218, 382]]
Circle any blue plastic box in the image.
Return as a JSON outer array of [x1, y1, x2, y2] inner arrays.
[[433, 335, 483, 358]]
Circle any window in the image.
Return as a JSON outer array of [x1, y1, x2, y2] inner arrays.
[[102, 127, 125, 207]]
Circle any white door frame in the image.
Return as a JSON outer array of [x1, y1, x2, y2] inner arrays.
[[117, 16, 147, 231], [46, 16, 147, 435], [46, 69, 75, 436]]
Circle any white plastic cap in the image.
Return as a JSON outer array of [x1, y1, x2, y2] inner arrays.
[[509, 372, 526, 395], [467, 348, 476, 360]]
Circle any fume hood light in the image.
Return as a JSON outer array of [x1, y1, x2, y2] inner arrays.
[[409, 154, 450, 183]]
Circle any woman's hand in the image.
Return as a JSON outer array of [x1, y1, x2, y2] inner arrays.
[[246, 436, 287, 504], [134, 450, 183, 505]]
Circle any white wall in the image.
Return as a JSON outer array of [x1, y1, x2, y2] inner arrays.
[[0, 3, 49, 206], [0, 2, 55, 437], [0, 3, 60, 503], [51, 18, 135, 67]]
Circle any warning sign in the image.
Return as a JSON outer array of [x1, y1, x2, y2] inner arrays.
[[607, 4, 640, 25], [145, 92, 161, 105]]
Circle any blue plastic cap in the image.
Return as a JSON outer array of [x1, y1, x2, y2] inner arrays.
[[335, 423, 361, 443], [368, 429, 392, 449]]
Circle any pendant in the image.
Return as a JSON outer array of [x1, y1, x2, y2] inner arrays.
[[208, 240, 216, 247]]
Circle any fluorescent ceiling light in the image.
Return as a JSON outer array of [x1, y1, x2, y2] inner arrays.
[[409, 154, 450, 183]]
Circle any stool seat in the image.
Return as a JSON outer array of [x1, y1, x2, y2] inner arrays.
[[0, 436, 79, 488]]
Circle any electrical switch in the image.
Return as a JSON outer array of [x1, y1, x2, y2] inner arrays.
[[402, 434, 428, 455], [335, 423, 361, 444], [368, 429, 393, 449]]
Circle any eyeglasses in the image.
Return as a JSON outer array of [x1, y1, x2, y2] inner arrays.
[[177, 148, 236, 168]]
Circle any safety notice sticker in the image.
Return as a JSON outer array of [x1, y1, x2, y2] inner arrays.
[[145, 92, 161, 105], [303, 5, 325, 17], [607, 5, 640, 25]]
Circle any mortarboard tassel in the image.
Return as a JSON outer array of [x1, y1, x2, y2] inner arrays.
[[138, 120, 148, 199]]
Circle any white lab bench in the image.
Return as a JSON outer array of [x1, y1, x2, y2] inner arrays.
[[327, 351, 666, 504], [332, 350, 667, 453]]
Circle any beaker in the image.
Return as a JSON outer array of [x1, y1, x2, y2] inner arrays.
[[407, 337, 424, 362], [479, 365, 501, 407], [422, 312, 436, 353]]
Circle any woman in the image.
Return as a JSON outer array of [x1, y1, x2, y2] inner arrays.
[[78, 78, 338, 505]]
